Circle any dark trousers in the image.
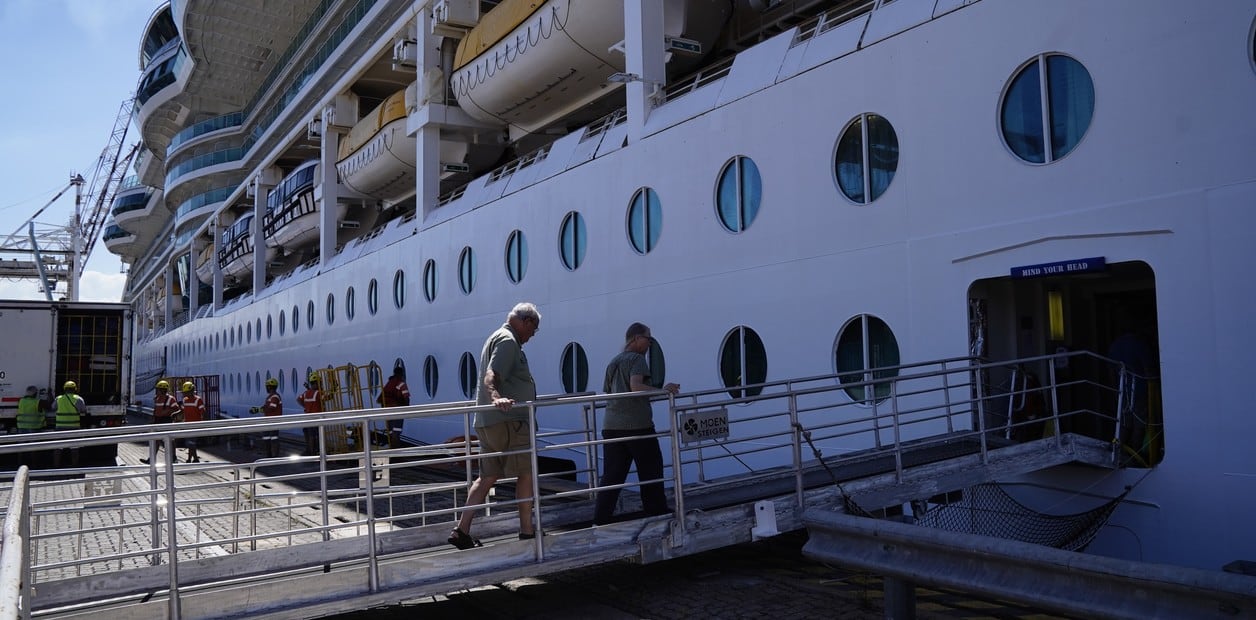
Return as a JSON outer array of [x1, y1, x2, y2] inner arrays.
[[593, 427, 667, 524], [303, 428, 319, 455]]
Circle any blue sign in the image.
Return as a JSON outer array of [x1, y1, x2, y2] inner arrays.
[[1011, 257, 1106, 279]]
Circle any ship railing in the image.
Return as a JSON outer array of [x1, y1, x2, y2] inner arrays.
[[0, 350, 1134, 613], [580, 108, 627, 143], [486, 144, 551, 185], [658, 55, 735, 106], [0, 466, 29, 619], [791, 0, 877, 47]]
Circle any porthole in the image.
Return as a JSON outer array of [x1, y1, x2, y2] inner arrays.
[[423, 259, 437, 302], [228, 373, 234, 393], [266, 315, 273, 339], [255, 318, 261, 342], [393, 269, 406, 308], [230, 327, 236, 347], [627, 187, 662, 254], [307, 300, 315, 330], [834, 113, 899, 204], [345, 286, 355, 321], [1000, 54, 1094, 163], [367, 361, 384, 403], [278, 369, 285, 393], [326, 293, 335, 326], [834, 314, 900, 404], [423, 355, 439, 398], [560, 342, 589, 394], [279, 309, 286, 335], [718, 326, 768, 399], [459, 352, 478, 399], [458, 246, 477, 294], [292, 305, 300, 334], [238, 325, 244, 346], [505, 230, 527, 284], [254, 371, 261, 394], [367, 279, 379, 315], [715, 156, 762, 233], [246, 322, 252, 344], [559, 211, 587, 270], [291, 367, 298, 393], [246, 372, 252, 394]]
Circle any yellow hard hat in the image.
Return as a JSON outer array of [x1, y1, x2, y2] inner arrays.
[[265, 377, 279, 388], [308, 373, 320, 383], [181, 381, 195, 392], [156, 380, 170, 390], [63, 381, 77, 392]]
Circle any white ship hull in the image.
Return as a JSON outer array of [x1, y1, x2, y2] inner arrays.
[[119, 0, 1256, 573]]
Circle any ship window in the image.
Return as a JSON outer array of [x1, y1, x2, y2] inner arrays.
[[423, 355, 439, 398], [227, 373, 233, 393], [505, 230, 527, 284], [266, 315, 273, 339], [255, 371, 261, 394], [423, 260, 438, 302], [715, 156, 762, 233], [367, 361, 383, 403], [279, 309, 286, 336], [307, 300, 315, 330], [292, 305, 300, 334], [246, 323, 252, 344], [458, 246, 477, 294], [326, 293, 335, 325], [278, 370, 285, 394], [346, 286, 355, 321], [627, 187, 662, 254], [367, 279, 379, 315], [255, 319, 261, 342], [559, 211, 587, 270], [719, 326, 768, 399], [835, 113, 899, 204], [239, 325, 244, 346], [230, 326, 236, 347], [393, 269, 406, 309], [1001, 53, 1094, 164], [834, 314, 900, 404], [560, 342, 589, 394], [459, 352, 478, 399], [246, 372, 252, 394]]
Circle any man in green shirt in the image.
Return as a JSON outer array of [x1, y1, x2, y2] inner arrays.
[[449, 302, 541, 550]]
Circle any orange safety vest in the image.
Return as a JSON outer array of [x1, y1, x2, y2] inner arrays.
[[299, 388, 322, 413], [181, 394, 206, 422], [261, 392, 282, 417], [154, 393, 179, 419]]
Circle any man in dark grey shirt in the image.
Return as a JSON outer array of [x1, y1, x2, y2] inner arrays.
[[594, 322, 679, 525]]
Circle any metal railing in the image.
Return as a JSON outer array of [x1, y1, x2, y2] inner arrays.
[[0, 350, 1141, 616], [0, 466, 29, 619]]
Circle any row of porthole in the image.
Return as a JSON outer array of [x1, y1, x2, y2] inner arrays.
[[214, 315, 899, 407], [168, 53, 1094, 360]]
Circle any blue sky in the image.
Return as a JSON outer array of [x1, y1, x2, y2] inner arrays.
[[0, 0, 160, 302]]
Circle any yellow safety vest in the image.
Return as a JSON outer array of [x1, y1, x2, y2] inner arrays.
[[16, 396, 43, 430], [55, 394, 82, 429]]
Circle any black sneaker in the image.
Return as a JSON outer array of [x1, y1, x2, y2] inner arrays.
[[140, 458, 150, 465], [519, 532, 536, 540], [447, 528, 481, 550]]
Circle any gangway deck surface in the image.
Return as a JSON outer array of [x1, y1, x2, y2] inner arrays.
[[0, 352, 1135, 619]]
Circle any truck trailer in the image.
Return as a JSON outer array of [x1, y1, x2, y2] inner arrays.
[[0, 300, 130, 466]]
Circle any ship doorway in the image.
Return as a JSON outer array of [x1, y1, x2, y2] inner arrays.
[[967, 261, 1161, 461]]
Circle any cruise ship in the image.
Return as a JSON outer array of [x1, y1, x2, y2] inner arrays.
[[105, 0, 1256, 575]]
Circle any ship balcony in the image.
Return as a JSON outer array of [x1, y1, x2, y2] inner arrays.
[[103, 223, 140, 259], [135, 39, 191, 161], [166, 112, 244, 160], [174, 186, 232, 233], [111, 181, 163, 235], [163, 146, 245, 209], [133, 147, 165, 190]]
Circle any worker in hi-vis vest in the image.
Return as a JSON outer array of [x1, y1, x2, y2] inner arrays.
[[298, 374, 323, 456], [16, 385, 44, 433], [141, 380, 181, 465], [180, 382, 207, 463], [52, 381, 87, 468], [250, 378, 283, 458]]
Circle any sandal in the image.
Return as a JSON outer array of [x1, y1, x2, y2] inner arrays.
[[447, 528, 482, 550]]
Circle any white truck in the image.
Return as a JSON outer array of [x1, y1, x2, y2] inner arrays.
[[0, 300, 131, 441]]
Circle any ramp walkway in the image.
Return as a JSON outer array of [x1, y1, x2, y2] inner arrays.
[[0, 352, 1131, 619]]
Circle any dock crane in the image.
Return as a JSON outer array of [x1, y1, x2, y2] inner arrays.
[[0, 97, 137, 301]]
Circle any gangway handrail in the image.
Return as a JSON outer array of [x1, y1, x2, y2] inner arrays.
[[0, 466, 29, 620]]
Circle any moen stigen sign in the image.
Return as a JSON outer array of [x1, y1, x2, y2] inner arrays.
[[679, 408, 729, 444]]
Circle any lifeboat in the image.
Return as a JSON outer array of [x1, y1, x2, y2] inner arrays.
[[451, 0, 729, 138], [194, 244, 214, 286], [261, 161, 347, 255], [217, 213, 273, 284], [337, 83, 499, 200]]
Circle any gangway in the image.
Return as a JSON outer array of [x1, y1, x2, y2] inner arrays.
[[0, 351, 1152, 619]]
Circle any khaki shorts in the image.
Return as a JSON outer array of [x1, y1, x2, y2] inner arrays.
[[477, 420, 533, 478]]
